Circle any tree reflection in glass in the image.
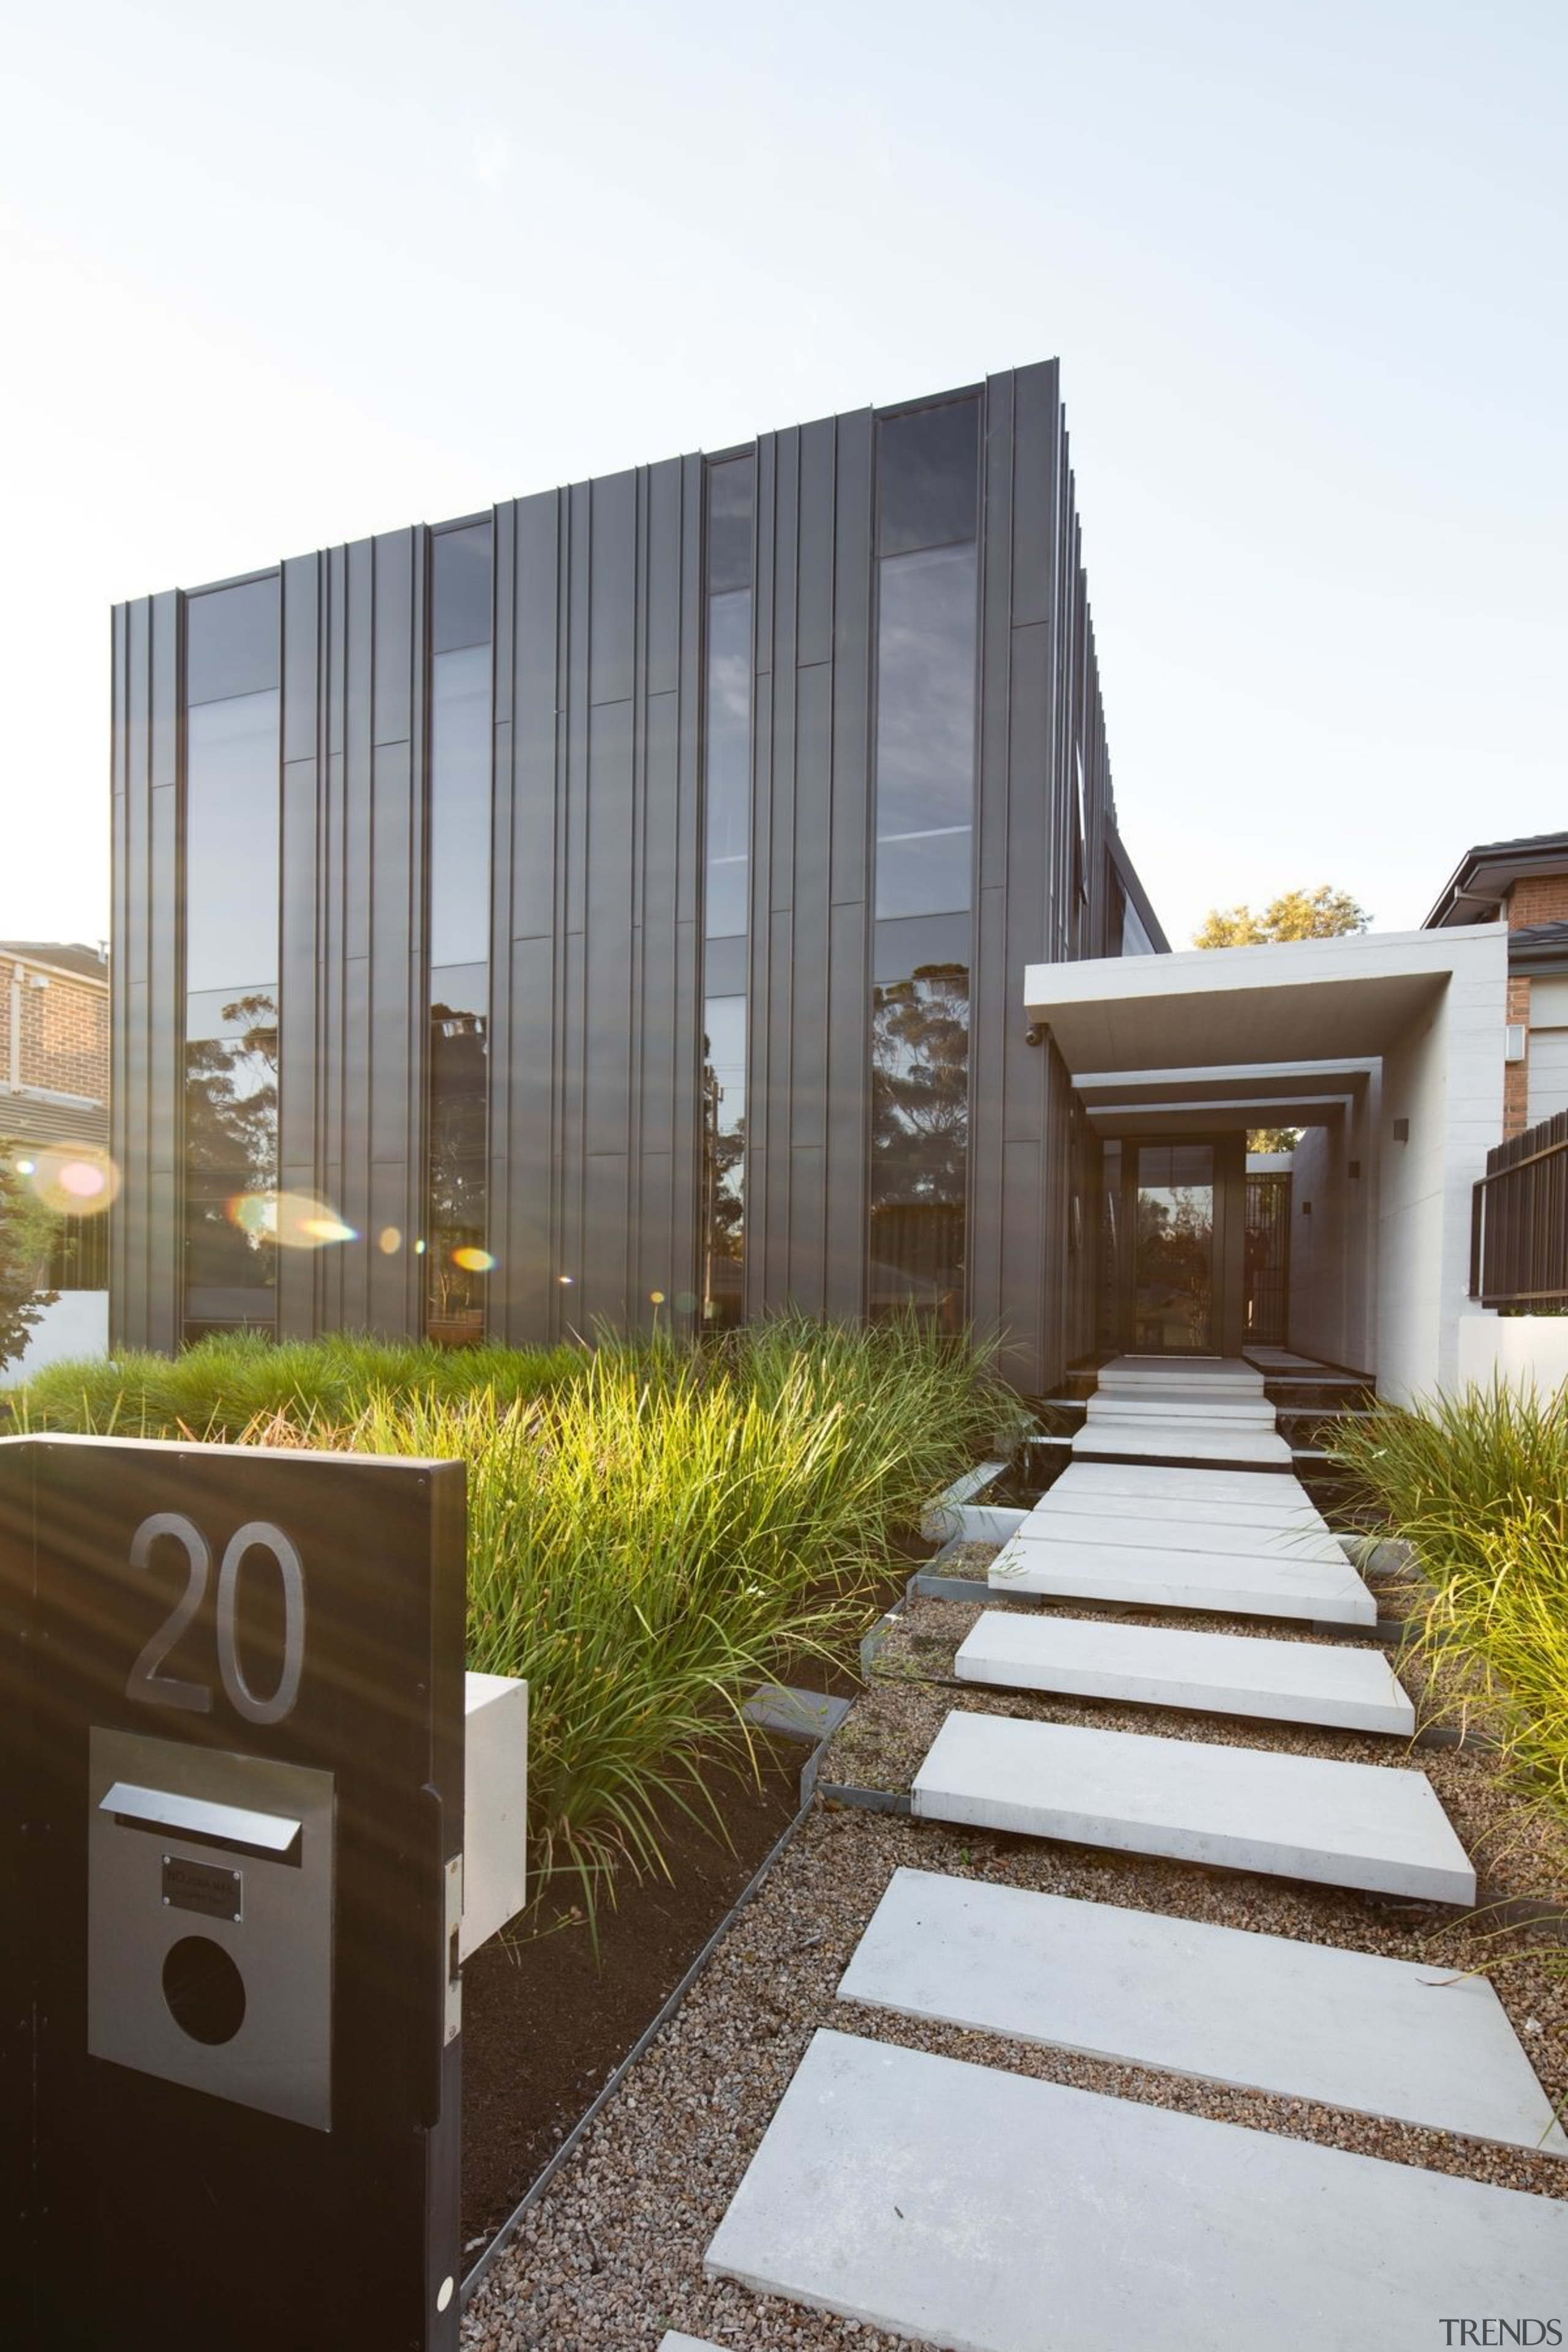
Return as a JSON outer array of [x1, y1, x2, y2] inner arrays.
[[701, 995, 745, 1326], [1133, 1145, 1214, 1350], [428, 985, 489, 1343], [869, 962, 968, 1325], [183, 990, 278, 1320]]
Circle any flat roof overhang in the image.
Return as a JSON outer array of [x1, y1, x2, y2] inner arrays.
[[1024, 927, 1507, 1079]]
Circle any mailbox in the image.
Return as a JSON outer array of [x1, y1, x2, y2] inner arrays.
[[88, 1727, 336, 2129], [0, 1433, 469, 2352]]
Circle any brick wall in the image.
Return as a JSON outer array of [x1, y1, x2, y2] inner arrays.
[[1, 954, 109, 1102], [1506, 873, 1568, 929], [1504, 971, 1532, 1139]]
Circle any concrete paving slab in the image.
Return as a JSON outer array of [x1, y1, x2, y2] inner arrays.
[[657, 2337, 727, 2352], [954, 1609, 1415, 1732], [1100, 1354, 1262, 1384], [1074, 1420, 1293, 1466], [990, 1530, 1378, 1625], [1016, 1506, 1346, 1562], [1034, 1486, 1335, 1543], [705, 2029, 1567, 2351], [1057, 1461, 1308, 1504], [1086, 1397, 1278, 1425], [911, 1711, 1475, 1901], [837, 1870, 1567, 2157]]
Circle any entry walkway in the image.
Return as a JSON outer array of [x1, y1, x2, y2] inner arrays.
[[697, 1359, 1566, 2345]]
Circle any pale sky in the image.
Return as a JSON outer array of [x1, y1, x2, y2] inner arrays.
[[1, 0, 1562, 952]]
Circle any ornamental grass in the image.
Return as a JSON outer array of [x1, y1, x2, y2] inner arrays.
[[1328, 1381, 1568, 1825]]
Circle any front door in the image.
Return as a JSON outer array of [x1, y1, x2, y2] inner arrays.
[[1099, 1136, 1248, 1357], [1132, 1142, 1216, 1351]]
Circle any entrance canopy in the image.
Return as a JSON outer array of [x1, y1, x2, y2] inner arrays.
[[1023, 926, 1507, 1403]]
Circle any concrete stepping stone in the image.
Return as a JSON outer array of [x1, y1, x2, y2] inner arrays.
[[741, 1684, 852, 1742], [657, 2337, 726, 2351], [1087, 1396, 1278, 1425], [911, 1711, 1475, 1901], [1034, 1480, 1327, 1534], [954, 1609, 1415, 1733], [1058, 1461, 1313, 1505], [1017, 1506, 1346, 1563], [990, 1529, 1378, 1626], [705, 2030, 1567, 2351], [838, 1869, 1566, 2157], [1074, 1420, 1293, 1466]]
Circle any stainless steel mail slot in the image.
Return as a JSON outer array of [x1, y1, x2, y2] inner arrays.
[[88, 1727, 335, 2130], [100, 1781, 303, 1861]]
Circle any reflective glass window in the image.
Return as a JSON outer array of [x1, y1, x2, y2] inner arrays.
[[878, 401, 980, 557], [704, 587, 752, 940], [185, 690, 281, 995], [873, 545, 977, 919], [702, 994, 746, 1326], [707, 459, 754, 594], [432, 524, 492, 654], [183, 984, 278, 1334], [869, 954, 968, 1325], [427, 962, 489, 1344], [186, 577, 281, 706], [428, 644, 492, 967]]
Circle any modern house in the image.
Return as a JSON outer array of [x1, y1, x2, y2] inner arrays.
[[110, 364, 1165, 1394], [108, 367, 1551, 1407]]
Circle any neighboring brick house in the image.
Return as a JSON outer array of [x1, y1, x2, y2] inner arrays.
[[1, 941, 110, 1150], [1425, 834, 1568, 1140], [1, 943, 110, 1371]]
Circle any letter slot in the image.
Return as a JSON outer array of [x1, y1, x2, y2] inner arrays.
[[88, 1727, 335, 2130]]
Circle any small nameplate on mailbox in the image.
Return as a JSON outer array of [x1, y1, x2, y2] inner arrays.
[[162, 1854, 242, 1922]]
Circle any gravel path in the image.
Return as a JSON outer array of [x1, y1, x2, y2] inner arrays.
[[461, 1577, 1567, 2350]]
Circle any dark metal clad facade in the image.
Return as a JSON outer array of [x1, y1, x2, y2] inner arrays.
[[111, 367, 1156, 1392]]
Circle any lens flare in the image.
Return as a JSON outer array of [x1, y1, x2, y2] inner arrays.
[[378, 1226, 402, 1255], [451, 1246, 496, 1273], [225, 1191, 356, 1249], [649, 1289, 666, 1304], [28, 1147, 121, 1216]]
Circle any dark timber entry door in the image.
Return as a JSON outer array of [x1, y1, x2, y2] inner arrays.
[[1113, 1137, 1248, 1357]]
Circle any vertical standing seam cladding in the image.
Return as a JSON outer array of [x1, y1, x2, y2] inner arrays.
[[109, 363, 1161, 1393]]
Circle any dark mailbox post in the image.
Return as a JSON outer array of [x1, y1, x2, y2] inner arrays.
[[0, 1433, 467, 2351]]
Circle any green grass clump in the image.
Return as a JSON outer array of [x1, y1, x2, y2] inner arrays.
[[9, 1313, 1005, 1923], [1329, 1381, 1568, 1820], [8, 1327, 587, 1439]]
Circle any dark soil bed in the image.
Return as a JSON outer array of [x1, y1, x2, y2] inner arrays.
[[460, 1736, 804, 2252]]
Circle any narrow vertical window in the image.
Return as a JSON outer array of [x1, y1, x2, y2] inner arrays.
[[869, 401, 979, 1324], [426, 524, 493, 1344], [181, 578, 281, 1345], [701, 458, 753, 1323]]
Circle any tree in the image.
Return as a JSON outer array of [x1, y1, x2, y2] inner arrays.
[[1192, 884, 1370, 949], [0, 1147, 60, 1373]]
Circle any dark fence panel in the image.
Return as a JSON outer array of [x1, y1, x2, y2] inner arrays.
[[1471, 1109, 1568, 1308]]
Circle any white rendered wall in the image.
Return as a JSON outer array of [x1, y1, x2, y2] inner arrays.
[[7, 1289, 108, 1378], [1286, 1123, 1347, 1367], [1456, 1316, 1568, 1398], [1377, 935, 1505, 1405]]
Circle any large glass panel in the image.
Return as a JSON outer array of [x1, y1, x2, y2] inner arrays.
[[704, 587, 752, 939], [183, 985, 278, 1333], [873, 544, 978, 919], [425, 522, 494, 1344], [186, 578, 281, 706], [878, 401, 981, 557], [1133, 1144, 1215, 1352], [701, 993, 746, 1327], [869, 954, 968, 1325], [428, 644, 492, 967], [427, 961, 489, 1344], [185, 690, 281, 995], [431, 524, 492, 655], [701, 460, 755, 1324]]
